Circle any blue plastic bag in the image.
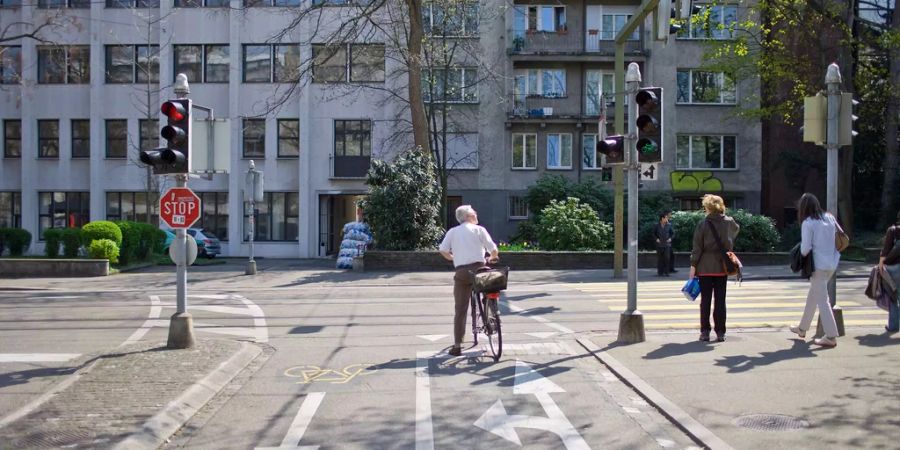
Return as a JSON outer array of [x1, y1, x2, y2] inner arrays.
[[682, 277, 701, 302]]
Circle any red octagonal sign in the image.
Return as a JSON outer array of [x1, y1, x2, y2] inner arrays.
[[160, 187, 201, 229]]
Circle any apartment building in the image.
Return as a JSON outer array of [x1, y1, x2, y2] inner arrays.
[[0, 0, 760, 258]]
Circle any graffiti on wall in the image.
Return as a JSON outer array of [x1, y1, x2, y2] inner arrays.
[[670, 171, 724, 192]]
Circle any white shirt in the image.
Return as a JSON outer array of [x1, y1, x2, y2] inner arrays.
[[801, 213, 841, 271], [439, 222, 498, 268]]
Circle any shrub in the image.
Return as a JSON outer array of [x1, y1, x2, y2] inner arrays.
[[60, 228, 83, 258], [88, 238, 119, 264], [43, 228, 62, 258], [134, 223, 166, 258], [359, 147, 444, 250], [115, 221, 140, 265], [670, 209, 780, 253], [3, 228, 32, 256], [82, 221, 123, 249], [633, 192, 677, 250], [525, 174, 614, 222], [778, 223, 801, 251], [537, 197, 613, 251]]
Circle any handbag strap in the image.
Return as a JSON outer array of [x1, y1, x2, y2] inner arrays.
[[706, 219, 730, 262]]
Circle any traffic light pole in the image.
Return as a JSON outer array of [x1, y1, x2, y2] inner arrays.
[[168, 172, 196, 349], [820, 63, 845, 337]]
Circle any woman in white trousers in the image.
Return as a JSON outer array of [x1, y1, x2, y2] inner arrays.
[[790, 193, 841, 347]]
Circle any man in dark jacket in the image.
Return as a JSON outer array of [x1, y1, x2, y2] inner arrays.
[[666, 211, 677, 274], [654, 212, 671, 276]]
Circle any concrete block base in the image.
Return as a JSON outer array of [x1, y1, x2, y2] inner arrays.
[[245, 260, 257, 275], [814, 305, 845, 338], [167, 312, 196, 349], [617, 311, 646, 344]]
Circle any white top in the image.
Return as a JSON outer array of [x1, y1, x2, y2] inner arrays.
[[439, 222, 498, 268], [801, 213, 841, 271]]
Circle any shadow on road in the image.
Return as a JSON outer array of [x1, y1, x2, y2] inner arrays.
[[712, 339, 817, 373], [642, 341, 716, 360]]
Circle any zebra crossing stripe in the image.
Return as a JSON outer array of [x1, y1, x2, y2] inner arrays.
[[609, 301, 862, 311], [645, 319, 888, 329]]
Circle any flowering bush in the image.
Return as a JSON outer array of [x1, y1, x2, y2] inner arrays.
[[537, 197, 613, 251]]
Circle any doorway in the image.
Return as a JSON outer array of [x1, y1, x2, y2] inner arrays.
[[318, 194, 366, 256]]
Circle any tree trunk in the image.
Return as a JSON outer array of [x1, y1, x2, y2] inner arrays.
[[405, 0, 431, 155], [880, 12, 900, 228], [837, 0, 854, 234]]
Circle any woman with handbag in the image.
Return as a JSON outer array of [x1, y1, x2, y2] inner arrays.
[[789, 193, 841, 347], [877, 211, 900, 333], [689, 194, 740, 342]]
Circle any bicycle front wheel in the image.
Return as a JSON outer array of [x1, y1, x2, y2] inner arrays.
[[485, 298, 502, 361], [470, 292, 479, 345]]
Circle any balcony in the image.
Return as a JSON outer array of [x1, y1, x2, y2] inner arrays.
[[508, 28, 645, 57], [507, 94, 626, 122], [332, 155, 371, 179]]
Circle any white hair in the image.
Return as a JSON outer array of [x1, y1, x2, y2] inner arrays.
[[455, 205, 476, 224]]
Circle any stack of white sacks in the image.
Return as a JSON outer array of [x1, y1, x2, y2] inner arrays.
[[336, 221, 373, 269]]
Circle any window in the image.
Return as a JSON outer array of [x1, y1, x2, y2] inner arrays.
[[675, 135, 737, 169], [423, 1, 479, 36], [445, 132, 478, 169], [514, 69, 566, 98], [71, 119, 90, 158], [175, 45, 230, 83], [582, 133, 600, 169], [39, 192, 90, 236], [246, 0, 304, 5], [106, 120, 128, 158], [312, 44, 385, 83], [600, 14, 639, 40], [38, 120, 59, 158], [676, 70, 736, 104], [0, 46, 21, 84], [0, 0, 22, 6], [311, 0, 373, 5], [106, 191, 159, 225], [514, 5, 566, 32], [242, 44, 300, 83], [139, 119, 158, 152], [175, 0, 227, 6], [197, 192, 229, 241], [511, 133, 536, 169], [584, 71, 622, 116], [277, 119, 299, 157], [105, 45, 159, 83], [546, 133, 572, 169], [37, 0, 89, 8], [244, 192, 299, 241], [334, 120, 371, 157], [0, 192, 21, 228], [680, 4, 737, 39], [3, 120, 20, 158], [38, 46, 89, 84], [243, 119, 266, 158], [509, 196, 529, 220], [107, 0, 159, 7], [423, 67, 478, 103]]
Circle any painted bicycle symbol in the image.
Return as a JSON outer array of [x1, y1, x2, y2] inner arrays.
[[284, 364, 378, 384]]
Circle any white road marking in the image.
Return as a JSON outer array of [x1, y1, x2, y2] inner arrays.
[[415, 351, 435, 450], [126, 294, 268, 344], [254, 392, 325, 450], [0, 353, 80, 363], [524, 332, 557, 339], [29, 296, 84, 300], [416, 334, 448, 342], [121, 295, 163, 347], [507, 303, 575, 334], [474, 360, 589, 449]]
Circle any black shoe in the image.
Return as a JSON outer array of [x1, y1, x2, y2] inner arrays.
[[716, 335, 726, 342], [670, 269, 679, 273], [886, 326, 899, 333], [448, 346, 461, 356], [699, 333, 710, 342]]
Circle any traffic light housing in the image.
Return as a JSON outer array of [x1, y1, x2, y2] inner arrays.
[[597, 135, 626, 165], [838, 92, 858, 146], [140, 98, 192, 175], [635, 87, 663, 163], [802, 93, 826, 145]]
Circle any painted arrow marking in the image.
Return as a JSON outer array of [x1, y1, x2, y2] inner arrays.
[[474, 360, 589, 450], [416, 334, 448, 342], [255, 392, 325, 450]]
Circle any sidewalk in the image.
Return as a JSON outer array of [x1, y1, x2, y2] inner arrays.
[[0, 339, 261, 449], [579, 328, 900, 450]]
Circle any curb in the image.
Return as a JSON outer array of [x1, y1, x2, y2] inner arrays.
[[114, 341, 263, 450], [741, 274, 869, 281], [576, 337, 734, 450]]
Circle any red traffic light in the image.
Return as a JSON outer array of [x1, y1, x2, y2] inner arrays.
[[161, 101, 186, 121]]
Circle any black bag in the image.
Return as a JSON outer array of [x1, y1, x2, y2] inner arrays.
[[472, 267, 509, 293], [789, 243, 814, 279]]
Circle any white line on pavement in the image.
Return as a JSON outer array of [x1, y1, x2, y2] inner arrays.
[[121, 295, 162, 347], [507, 303, 575, 334], [415, 351, 435, 450], [0, 353, 81, 363], [259, 392, 325, 450]]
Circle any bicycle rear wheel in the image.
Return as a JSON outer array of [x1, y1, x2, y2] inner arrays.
[[484, 298, 502, 361]]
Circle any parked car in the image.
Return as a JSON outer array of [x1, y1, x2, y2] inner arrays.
[[162, 228, 221, 258]]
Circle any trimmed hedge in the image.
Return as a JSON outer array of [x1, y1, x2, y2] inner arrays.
[[671, 209, 780, 253], [61, 228, 83, 257], [43, 228, 62, 257], [88, 238, 119, 264], [115, 221, 140, 265], [0, 228, 31, 256], [82, 221, 123, 249], [115, 221, 167, 264]]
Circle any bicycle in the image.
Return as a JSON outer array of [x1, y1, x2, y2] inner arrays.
[[469, 265, 508, 362]]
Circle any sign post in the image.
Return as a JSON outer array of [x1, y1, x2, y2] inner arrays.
[[160, 183, 202, 349]]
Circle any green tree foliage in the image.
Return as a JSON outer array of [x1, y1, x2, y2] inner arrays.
[[670, 209, 780, 252], [88, 238, 120, 264], [81, 221, 123, 249], [515, 175, 613, 243], [359, 147, 444, 250], [537, 197, 613, 251], [43, 228, 62, 258], [634, 192, 677, 250], [60, 228, 83, 258]]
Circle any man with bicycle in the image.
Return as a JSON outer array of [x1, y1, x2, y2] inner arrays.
[[439, 205, 499, 356]]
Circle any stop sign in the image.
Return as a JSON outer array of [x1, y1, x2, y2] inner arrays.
[[160, 187, 201, 229]]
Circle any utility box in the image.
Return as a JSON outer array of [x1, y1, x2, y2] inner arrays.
[[803, 94, 826, 145], [191, 119, 231, 174]]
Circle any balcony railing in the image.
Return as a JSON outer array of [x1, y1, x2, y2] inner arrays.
[[509, 28, 644, 55], [508, 94, 626, 120]]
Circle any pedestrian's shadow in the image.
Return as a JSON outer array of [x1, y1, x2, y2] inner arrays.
[[855, 332, 900, 348], [643, 341, 716, 360], [713, 339, 817, 374]]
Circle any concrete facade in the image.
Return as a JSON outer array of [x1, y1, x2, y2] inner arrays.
[[0, 0, 761, 257]]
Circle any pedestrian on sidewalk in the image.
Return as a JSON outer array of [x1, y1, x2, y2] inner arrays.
[[789, 193, 841, 347], [689, 194, 740, 342], [666, 211, 678, 274], [877, 211, 900, 333], [655, 212, 672, 277], [439, 205, 499, 356]]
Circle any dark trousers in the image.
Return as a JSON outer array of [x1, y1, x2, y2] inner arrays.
[[656, 247, 670, 275], [452, 262, 484, 345], [699, 275, 728, 335], [669, 248, 676, 272]]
